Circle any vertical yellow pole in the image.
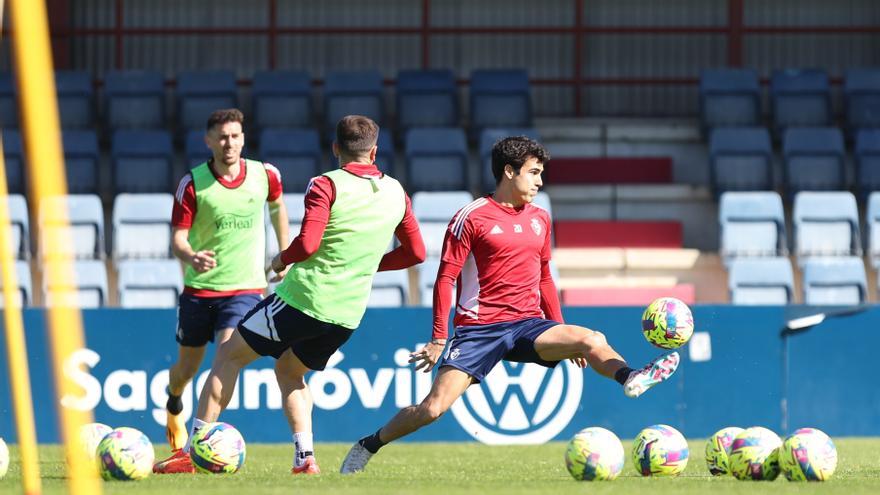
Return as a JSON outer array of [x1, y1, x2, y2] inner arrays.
[[8, 0, 101, 493]]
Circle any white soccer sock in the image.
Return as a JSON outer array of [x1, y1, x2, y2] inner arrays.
[[293, 432, 314, 466], [184, 418, 208, 453]]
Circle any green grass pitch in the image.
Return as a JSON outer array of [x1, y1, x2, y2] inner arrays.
[[4, 439, 880, 494]]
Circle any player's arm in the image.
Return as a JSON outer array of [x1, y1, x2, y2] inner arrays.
[[271, 176, 332, 273], [538, 217, 563, 323], [264, 164, 290, 281], [378, 194, 426, 271], [171, 175, 215, 272]]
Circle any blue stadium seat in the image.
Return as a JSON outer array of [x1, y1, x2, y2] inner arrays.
[[117, 259, 183, 308], [865, 192, 880, 268], [62, 130, 100, 194], [708, 127, 773, 194], [728, 257, 794, 305], [368, 270, 409, 307], [43, 259, 108, 308], [7, 194, 29, 260], [699, 68, 761, 130], [185, 129, 210, 168], [469, 69, 532, 139], [111, 130, 174, 193], [112, 193, 174, 260], [259, 128, 322, 193], [38, 194, 105, 260], [55, 70, 94, 128], [0, 72, 17, 129], [855, 129, 880, 197], [417, 258, 441, 306], [176, 70, 237, 131], [793, 191, 860, 262], [802, 256, 867, 306], [844, 68, 880, 135], [405, 128, 468, 191], [770, 69, 831, 134], [413, 191, 473, 259], [323, 70, 384, 137], [103, 70, 165, 130], [252, 70, 312, 132], [374, 130, 394, 174], [396, 69, 458, 132], [718, 191, 786, 264], [0, 260, 32, 308], [783, 127, 845, 195], [3, 129, 24, 194], [478, 128, 540, 192]]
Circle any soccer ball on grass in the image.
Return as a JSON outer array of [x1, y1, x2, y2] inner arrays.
[[564, 427, 625, 481], [779, 427, 837, 481], [0, 437, 9, 479], [705, 426, 744, 475], [631, 424, 689, 477], [728, 426, 782, 481], [79, 422, 113, 462], [96, 427, 154, 481], [641, 297, 694, 349], [189, 422, 246, 474]]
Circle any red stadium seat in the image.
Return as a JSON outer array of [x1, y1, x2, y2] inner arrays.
[[544, 157, 672, 184], [554, 220, 682, 248]]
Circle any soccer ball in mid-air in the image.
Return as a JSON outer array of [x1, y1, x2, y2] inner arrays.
[[189, 422, 246, 474], [0, 437, 9, 479], [728, 426, 782, 481], [564, 427, 625, 481], [96, 427, 154, 481], [705, 426, 744, 475], [779, 428, 838, 481], [641, 297, 694, 349], [79, 422, 113, 462], [631, 424, 689, 477]]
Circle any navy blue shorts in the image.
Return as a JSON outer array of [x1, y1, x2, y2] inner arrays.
[[236, 293, 354, 371], [438, 317, 561, 383], [176, 293, 263, 347]]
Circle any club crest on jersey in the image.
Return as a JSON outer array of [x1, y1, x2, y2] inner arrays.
[[530, 218, 542, 236], [450, 348, 461, 360]]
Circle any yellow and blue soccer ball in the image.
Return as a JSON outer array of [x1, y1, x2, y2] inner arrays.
[[779, 428, 837, 481], [705, 426, 744, 476], [79, 422, 113, 462], [728, 426, 782, 481], [96, 427, 154, 481], [564, 427, 625, 481], [0, 437, 9, 479], [190, 422, 246, 474], [632, 424, 689, 477], [641, 297, 694, 349]]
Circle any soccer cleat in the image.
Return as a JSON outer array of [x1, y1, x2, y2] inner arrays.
[[166, 410, 188, 451], [340, 442, 373, 474], [291, 456, 321, 475], [152, 448, 195, 474], [623, 351, 680, 398]]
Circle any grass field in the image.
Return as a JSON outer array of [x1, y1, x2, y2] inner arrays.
[[4, 439, 880, 494]]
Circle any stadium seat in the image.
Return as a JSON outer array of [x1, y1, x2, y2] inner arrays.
[[185, 129, 210, 168], [112, 193, 174, 260], [793, 191, 861, 262], [708, 127, 773, 194], [469, 69, 532, 139], [3, 129, 24, 194], [117, 259, 183, 308], [42, 259, 108, 308], [368, 270, 409, 307], [0, 72, 16, 129], [802, 256, 867, 306], [55, 70, 94, 128], [374, 129, 395, 174], [7, 194, 29, 260], [259, 128, 322, 193], [865, 192, 880, 267], [855, 129, 880, 197], [176, 70, 238, 131], [770, 69, 831, 134], [265, 193, 305, 264], [699, 68, 761, 130], [111, 129, 174, 193], [252, 70, 312, 132], [844, 68, 880, 135], [783, 127, 845, 195], [323, 70, 384, 137], [62, 130, 100, 194], [405, 128, 468, 191], [478, 128, 540, 192], [103, 70, 165, 129], [412, 191, 474, 258], [718, 191, 786, 264], [38, 194, 105, 260], [417, 258, 441, 306], [0, 260, 32, 308], [396, 69, 458, 132], [727, 257, 794, 305]]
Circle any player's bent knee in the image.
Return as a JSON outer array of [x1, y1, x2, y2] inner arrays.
[[416, 401, 448, 425], [581, 329, 608, 351]]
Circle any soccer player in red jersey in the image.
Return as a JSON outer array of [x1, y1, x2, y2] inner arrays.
[[341, 136, 680, 474]]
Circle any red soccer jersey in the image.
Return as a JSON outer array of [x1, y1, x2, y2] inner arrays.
[[436, 195, 559, 334]]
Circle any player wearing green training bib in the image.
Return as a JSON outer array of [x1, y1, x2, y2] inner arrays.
[[154, 115, 425, 476]]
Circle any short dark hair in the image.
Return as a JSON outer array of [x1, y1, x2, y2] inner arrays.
[[206, 108, 244, 132], [491, 136, 550, 184], [336, 115, 379, 155]]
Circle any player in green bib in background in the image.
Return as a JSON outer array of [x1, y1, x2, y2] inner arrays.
[[154, 115, 426, 475]]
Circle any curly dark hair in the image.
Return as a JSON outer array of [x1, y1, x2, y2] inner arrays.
[[206, 108, 244, 132], [490, 136, 550, 184]]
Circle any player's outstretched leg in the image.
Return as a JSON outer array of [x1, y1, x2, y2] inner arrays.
[[623, 350, 680, 398]]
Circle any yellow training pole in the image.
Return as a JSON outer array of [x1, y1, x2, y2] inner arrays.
[[8, 0, 101, 493]]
